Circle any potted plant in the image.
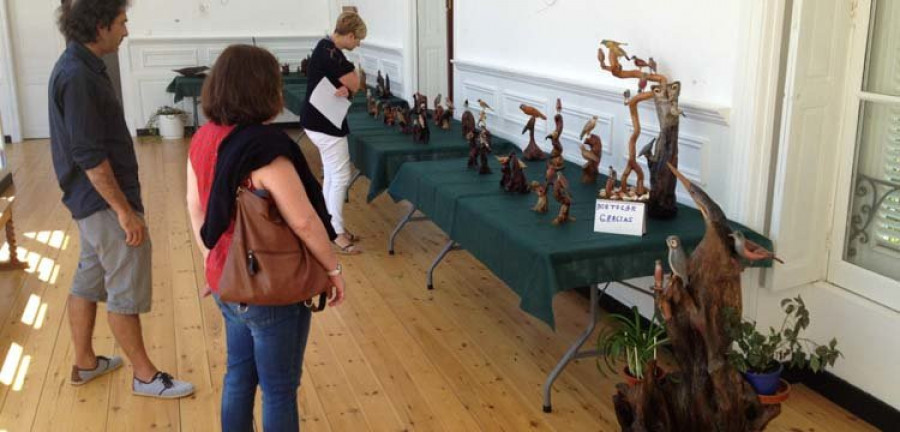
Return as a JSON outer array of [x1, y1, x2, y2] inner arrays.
[[725, 296, 842, 402], [596, 306, 669, 385], [147, 106, 188, 140]]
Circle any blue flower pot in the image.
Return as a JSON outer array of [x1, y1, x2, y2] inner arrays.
[[743, 363, 784, 395]]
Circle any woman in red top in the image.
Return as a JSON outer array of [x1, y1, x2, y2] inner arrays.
[[186, 45, 345, 432]]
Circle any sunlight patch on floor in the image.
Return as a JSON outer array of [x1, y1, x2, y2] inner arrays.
[[0, 343, 23, 386]]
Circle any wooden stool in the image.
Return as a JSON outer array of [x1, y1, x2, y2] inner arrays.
[[0, 195, 26, 271]]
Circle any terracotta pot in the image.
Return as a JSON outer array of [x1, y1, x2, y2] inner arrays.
[[758, 379, 791, 405], [622, 366, 666, 387]]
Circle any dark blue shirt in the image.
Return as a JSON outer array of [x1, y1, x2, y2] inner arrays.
[[299, 38, 356, 137], [48, 42, 143, 219]]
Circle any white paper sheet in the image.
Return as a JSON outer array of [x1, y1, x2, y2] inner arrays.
[[309, 79, 352, 128]]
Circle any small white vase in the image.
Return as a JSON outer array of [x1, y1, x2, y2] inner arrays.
[[158, 114, 185, 140]]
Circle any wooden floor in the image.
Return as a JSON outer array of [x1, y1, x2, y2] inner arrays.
[[0, 134, 877, 431]]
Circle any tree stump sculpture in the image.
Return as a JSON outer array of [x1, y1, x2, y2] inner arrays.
[[612, 163, 781, 431], [598, 40, 682, 219], [521, 104, 548, 161]]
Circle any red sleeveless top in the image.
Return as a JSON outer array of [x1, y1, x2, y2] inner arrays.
[[189, 123, 237, 292]]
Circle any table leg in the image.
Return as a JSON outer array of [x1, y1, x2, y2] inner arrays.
[[426, 240, 458, 290], [191, 96, 200, 131], [542, 281, 610, 413], [345, 169, 362, 203], [388, 204, 418, 255]]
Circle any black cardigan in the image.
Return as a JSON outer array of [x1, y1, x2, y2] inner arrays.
[[200, 124, 337, 249]]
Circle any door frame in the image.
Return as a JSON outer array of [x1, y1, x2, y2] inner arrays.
[[446, 0, 454, 102], [0, 0, 22, 143]]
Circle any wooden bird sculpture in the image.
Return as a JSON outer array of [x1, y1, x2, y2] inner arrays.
[[439, 97, 454, 130], [466, 131, 478, 169], [603, 166, 617, 198], [666, 235, 690, 286], [730, 231, 784, 264], [477, 98, 493, 111], [461, 100, 476, 139], [520, 104, 546, 120], [477, 129, 493, 174], [600, 39, 630, 60], [648, 57, 658, 73], [530, 181, 549, 213], [581, 132, 603, 184], [376, 70, 385, 98], [498, 152, 529, 194], [580, 115, 598, 140], [632, 56, 650, 70], [433, 94, 445, 127], [552, 172, 574, 225]]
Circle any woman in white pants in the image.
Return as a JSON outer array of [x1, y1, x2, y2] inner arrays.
[[300, 12, 367, 254]]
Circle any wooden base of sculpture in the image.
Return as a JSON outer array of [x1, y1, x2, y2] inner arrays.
[[612, 166, 781, 431]]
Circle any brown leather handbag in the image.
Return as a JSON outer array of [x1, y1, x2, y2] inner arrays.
[[219, 187, 331, 310]]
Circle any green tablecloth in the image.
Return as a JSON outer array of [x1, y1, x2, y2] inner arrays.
[[282, 86, 408, 117], [347, 110, 516, 202], [166, 73, 308, 103], [387, 157, 773, 328]]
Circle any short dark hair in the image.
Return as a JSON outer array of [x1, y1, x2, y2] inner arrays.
[[202, 45, 283, 126], [57, 0, 129, 44]]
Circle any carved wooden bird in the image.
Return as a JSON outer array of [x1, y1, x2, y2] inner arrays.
[[666, 235, 690, 286], [623, 89, 632, 104], [600, 39, 630, 60], [477, 99, 493, 111], [638, 75, 649, 93], [632, 56, 650, 70], [730, 231, 784, 264], [580, 115, 598, 140], [639, 138, 657, 161], [604, 166, 618, 198], [520, 104, 546, 120], [648, 57, 658, 73], [434, 94, 442, 108]]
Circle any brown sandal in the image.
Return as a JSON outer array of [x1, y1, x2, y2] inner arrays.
[[335, 239, 362, 255]]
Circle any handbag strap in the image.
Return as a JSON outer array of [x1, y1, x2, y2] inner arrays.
[[304, 293, 328, 312]]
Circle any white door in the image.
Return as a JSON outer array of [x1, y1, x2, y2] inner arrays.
[[416, 0, 448, 101], [769, 0, 852, 291], [7, 0, 65, 139]]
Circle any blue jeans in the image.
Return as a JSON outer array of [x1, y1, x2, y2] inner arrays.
[[214, 295, 312, 432]]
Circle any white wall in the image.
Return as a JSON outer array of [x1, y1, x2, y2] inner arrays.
[[118, 0, 334, 132], [455, 0, 742, 107], [127, 0, 331, 37], [342, 0, 415, 102]]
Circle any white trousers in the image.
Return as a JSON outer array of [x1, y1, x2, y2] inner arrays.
[[305, 129, 351, 235]]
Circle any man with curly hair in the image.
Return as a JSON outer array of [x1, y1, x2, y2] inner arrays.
[[49, 0, 194, 399]]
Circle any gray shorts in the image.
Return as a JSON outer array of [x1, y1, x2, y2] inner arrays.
[[71, 209, 152, 315]]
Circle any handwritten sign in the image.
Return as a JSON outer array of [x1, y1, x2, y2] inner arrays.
[[594, 199, 647, 237]]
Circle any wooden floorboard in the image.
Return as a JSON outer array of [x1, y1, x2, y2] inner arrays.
[[0, 135, 879, 431]]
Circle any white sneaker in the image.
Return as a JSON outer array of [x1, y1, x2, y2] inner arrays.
[[132, 371, 195, 399]]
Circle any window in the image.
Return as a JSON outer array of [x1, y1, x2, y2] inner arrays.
[[830, 0, 900, 310]]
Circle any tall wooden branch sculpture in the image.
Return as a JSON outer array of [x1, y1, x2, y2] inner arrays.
[[612, 163, 781, 431], [598, 40, 682, 219]]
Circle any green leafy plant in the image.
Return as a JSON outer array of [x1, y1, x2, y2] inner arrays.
[[724, 296, 842, 374], [146, 105, 189, 134], [596, 307, 669, 380]]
